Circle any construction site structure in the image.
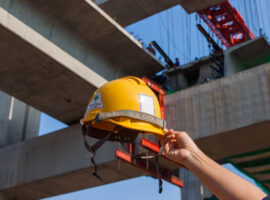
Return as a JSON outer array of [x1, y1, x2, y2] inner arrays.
[[198, 1, 254, 48], [0, 0, 270, 199]]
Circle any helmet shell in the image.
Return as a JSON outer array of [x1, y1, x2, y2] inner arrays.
[[81, 76, 164, 136]]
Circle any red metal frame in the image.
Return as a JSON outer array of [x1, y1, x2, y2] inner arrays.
[[198, 1, 254, 48], [142, 76, 166, 119], [115, 149, 184, 188], [140, 138, 186, 168], [116, 138, 185, 188], [115, 77, 182, 189], [141, 138, 160, 153]]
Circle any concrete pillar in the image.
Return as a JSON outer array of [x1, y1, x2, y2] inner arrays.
[[0, 91, 40, 147], [180, 168, 201, 200], [180, 168, 217, 200], [0, 192, 8, 200]]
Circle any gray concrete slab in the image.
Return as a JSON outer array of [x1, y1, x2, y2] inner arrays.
[[0, 124, 182, 199], [225, 37, 270, 76], [165, 63, 270, 161], [3, 64, 270, 199], [179, 0, 226, 14], [98, 0, 226, 27], [0, 124, 144, 200], [0, 2, 163, 124], [0, 7, 107, 125], [1, 0, 163, 79], [195, 121, 270, 161]]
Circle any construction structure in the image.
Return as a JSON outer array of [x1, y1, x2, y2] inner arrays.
[[0, 0, 270, 199]]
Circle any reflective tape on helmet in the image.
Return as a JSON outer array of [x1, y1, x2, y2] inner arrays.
[[96, 110, 166, 129]]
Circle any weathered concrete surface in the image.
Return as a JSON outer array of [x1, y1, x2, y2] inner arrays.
[[225, 37, 270, 76], [0, 1, 163, 124], [97, 0, 226, 26], [0, 192, 7, 200], [0, 0, 163, 80], [179, 0, 226, 14], [0, 124, 182, 199], [0, 91, 40, 148], [165, 63, 270, 161], [0, 124, 144, 200], [166, 56, 221, 91], [0, 7, 106, 125]]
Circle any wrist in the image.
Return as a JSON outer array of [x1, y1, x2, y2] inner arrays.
[[183, 148, 206, 169]]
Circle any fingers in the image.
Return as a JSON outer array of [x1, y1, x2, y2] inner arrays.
[[160, 129, 185, 148], [161, 132, 175, 147], [163, 138, 176, 153], [164, 129, 174, 137], [155, 129, 172, 141]]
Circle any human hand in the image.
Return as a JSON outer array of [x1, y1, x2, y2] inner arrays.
[[160, 129, 200, 166]]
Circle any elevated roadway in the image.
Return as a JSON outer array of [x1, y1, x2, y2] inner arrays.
[[97, 0, 226, 26], [166, 63, 270, 162], [0, 124, 144, 199], [1, 63, 270, 198], [0, 0, 163, 125], [1, 0, 269, 198]]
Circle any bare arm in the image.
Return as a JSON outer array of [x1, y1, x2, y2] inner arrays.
[[161, 129, 266, 200]]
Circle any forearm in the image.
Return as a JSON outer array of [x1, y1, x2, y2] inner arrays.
[[184, 149, 266, 200]]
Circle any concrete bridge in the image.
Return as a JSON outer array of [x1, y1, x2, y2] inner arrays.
[[0, 0, 270, 199], [1, 61, 270, 199]]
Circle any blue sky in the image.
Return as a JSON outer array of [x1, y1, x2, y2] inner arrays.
[[41, 1, 270, 199]]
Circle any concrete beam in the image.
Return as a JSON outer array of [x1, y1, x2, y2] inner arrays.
[[195, 121, 270, 161], [179, 0, 226, 14], [98, 0, 226, 26], [0, 124, 144, 200], [165, 63, 270, 161], [0, 7, 106, 125], [0, 0, 163, 124], [1, 0, 163, 79], [225, 37, 270, 76]]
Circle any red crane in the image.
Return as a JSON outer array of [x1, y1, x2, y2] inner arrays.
[[198, 1, 255, 48]]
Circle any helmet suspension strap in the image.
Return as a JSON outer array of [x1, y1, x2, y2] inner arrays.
[[82, 125, 114, 181], [155, 155, 163, 193], [136, 144, 164, 193]]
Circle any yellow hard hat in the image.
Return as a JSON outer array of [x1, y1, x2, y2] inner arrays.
[[81, 76, 166, 142]]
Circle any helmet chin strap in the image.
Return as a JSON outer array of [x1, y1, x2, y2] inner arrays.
[[132, 144, 164, 193], [144, 147, 164, 194], [83, 124, 164, 193], [82, 125, 114, 181], [155, 155, 163, 194]]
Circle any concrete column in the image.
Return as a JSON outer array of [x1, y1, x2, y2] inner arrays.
[[0, 91, 40, 147], [180, 168, 217, 200], [180, 168, 202, 200], [0, 192, 8, 200]]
